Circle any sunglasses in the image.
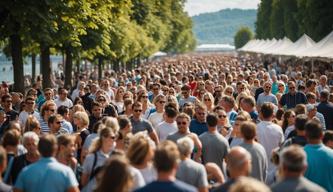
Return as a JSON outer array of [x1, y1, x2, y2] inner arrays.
[[265, 86, 271, 89], [141, 96, 148, 98], [48, 109, 55, 112], [159, 101, 166, 104], [134, 109, 142, 112], [55, 121, 62, 124], [219, 115, 227, 118], [98, 99, 106, 102], [204, 98, 211, 101], [177, 121, 187, 125], [26, 102, 34, 105]]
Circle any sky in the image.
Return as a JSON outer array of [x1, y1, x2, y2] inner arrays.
[[185, 0, 260, 16]]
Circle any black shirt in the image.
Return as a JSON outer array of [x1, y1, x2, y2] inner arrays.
[[10, 154, 33, 184]]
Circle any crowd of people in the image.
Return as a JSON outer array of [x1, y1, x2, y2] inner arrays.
[[0, 53, 333, 192]]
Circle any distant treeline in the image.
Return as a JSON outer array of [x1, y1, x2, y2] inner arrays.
[[256, 0, 333, 42], [192, 9, 257, 45]]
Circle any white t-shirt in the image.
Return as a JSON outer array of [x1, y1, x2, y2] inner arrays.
[[139, 164, 157, 184], [156, 121, 178, 141], [18, 111, 40, 128], [148, 112, 164, 129], [54, 98, 73, 108], [257, 121, 284, 174]]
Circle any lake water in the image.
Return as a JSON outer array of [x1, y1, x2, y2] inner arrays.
[[0, 55, 62, 83]]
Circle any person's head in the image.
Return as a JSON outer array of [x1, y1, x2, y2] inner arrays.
[[24, 96, 35, 111], [195, 102, 207, 123], [22, 131, 39, 155], [0, 109, 6, 123], [95, 156, 133, 192], [176, 113, 191, 134], [279, 145, 307, 177], [154, 140, 180, 174], [57, 105, 70, 120], [118, 115, 132, 134], [25, 115, 41, 135], [91, 101, 103, 118], [226, 146, 252, 178], [43, 88, 54, 100], [320, 90, 330, 102], [26, 88, 38, 100], [306, 92, 316, 104], [48, 114, 63, 134], [260, 102, 274, 120], [240, 121, 256, 141], [277, 81, 285, 93], [305, 120, 323, 143], [164, 103, 178, 119], [294, 104, 307, 115], [181, 85, 191, 98], [57, 134, 76, 158], [38, 134, 58, 158], [320, 75, 327, 85], [2, 129, 20, 149], [294, 114, 308, 132], [288, 81, 296, 94], [306, 104, 317, 118], [137, 90, 149, 104], [229, 177, 271, 192], [90, 127, 117, 153], [263, 81, 272, 94], [177, 136, 194, 158], [127, 132, 155, 166], [240, 96, 255, 112], [152, 83, 161, 95], [202, 92, 214, 107], [132, 101, 143, 119], [153, 94, 166, 111], [1, 94, 12, 110], [40, 100, 57, 118], [0, 146, 7, 173], [323, 131, 333, 149], [73, 111, 89, 129], [206, 112, 218, 127], [282, 110, 296, 130], [58, 88, 69, 100], [220, 96, 235, 111]]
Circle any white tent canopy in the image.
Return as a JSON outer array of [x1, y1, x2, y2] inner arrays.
[[238, 31, 333, 59]]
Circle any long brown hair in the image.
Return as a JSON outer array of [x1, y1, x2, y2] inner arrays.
[[94, 156, 133, 192]]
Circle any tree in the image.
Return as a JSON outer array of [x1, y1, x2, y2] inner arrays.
[[270, 0, 285, 39], [234, 27, 254, 49], [256, 0, 273, 39], [282, 0, 300, 41]]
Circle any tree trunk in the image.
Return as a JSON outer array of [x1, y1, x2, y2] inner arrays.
[[10, 34, 24, 93], [64, 47, 73, 89], [31, 53, 36, 84], [40, 45, 51, 89], [98, 57, 103, 80]]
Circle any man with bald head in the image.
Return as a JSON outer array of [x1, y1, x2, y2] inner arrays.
[[212, 146, 252, 192]]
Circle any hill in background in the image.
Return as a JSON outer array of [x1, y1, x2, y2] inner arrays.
[[192, 9, 257, 45]]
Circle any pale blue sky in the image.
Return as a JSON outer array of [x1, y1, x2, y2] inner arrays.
[[185, 0, 260, 16]]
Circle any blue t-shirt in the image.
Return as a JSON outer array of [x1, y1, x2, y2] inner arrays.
[[189, 119, 208, 136], [135, 180, 196, 192], [304, 143, 333, 192], [15, 157, 78, 192]]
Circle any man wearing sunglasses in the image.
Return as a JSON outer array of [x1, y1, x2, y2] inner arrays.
[[130, 102, 159, 145], [279, 81, 307, 109], [0, 94, 19, 134], [19, 97, 40, 129], [256, 81, 278, 110]]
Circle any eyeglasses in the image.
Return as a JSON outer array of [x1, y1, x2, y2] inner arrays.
[[204, 98, 211, 101], [197, 112, 206, 116], [219, 115, 227, 118], [177, 121, 187, 125], [265, 86, 271, 89], [159, 100, 166, 104], [134, 109, 142, 112]]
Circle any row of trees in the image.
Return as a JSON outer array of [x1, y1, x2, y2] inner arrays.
[[0, 0, 196, 92], [256, 0, 333, 42]]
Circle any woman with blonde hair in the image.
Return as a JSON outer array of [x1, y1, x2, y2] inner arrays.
[[136, 90, 154, 119], [81, 127, 117, 190], [127, 132, 157, 184], [223, 86, 234, 97], [148, 94, 166, 128], [214, 106, 232, 139], [202, 92, 215, 112], [73, 111, 90, 163], [114, 86, 126, 114], [39, 100, 57, 133], [25, 115, 41, 136]]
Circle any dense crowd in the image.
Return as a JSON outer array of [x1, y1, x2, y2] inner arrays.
[[0, 53, 333, 192]]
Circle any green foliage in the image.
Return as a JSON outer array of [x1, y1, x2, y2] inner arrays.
[[256, 0, 333, 42], [234, 27, 253, 49], [192, 9, 256, 45], [256, 0, 273, 39]]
